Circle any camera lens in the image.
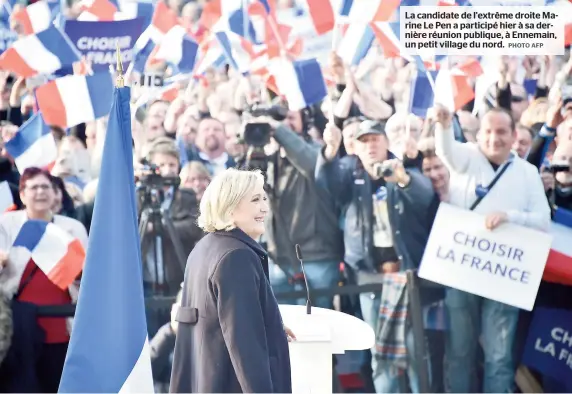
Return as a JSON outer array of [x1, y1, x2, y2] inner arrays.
[[243, 123, 271, 147]]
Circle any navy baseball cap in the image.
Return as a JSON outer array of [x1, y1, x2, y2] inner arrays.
[[354, 119, 386, 140]]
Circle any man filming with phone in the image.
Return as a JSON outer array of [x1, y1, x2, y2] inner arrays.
[[315, 118, 439, 393]]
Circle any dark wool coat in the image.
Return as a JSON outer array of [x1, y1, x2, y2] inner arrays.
[[170, 228, 291, 393]]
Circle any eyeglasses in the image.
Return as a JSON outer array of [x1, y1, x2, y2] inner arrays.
[[26, 184, 52, 192]]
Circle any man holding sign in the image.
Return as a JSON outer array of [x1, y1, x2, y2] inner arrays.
[[430, 104, 551, 393]]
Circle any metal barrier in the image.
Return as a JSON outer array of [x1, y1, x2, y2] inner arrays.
[[34, 271, 432, 393]]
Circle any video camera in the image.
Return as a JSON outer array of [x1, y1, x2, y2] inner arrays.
[[240, 103, 288, 147], [136, 160, 181, 209], [237, 103, 288, 173], [137, 160, 181, 188]]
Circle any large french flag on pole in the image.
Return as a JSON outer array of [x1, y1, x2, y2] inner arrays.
[[13, 220, 85, 290], [59, 76, 153, 392]]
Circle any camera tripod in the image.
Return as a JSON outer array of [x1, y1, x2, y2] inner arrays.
[[138, 188, 188, 296]]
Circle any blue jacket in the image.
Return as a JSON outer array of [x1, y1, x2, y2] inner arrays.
[[315, 151, 440, 274]]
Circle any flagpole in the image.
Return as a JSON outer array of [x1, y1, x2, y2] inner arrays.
[[116, 43, 125, 88]]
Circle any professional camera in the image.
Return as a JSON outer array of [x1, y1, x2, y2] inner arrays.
[[240, 103, 288, 147], [236, 103, 288, 173], [136, 160, 181, 210], [137, 161, 181, 189], [248, 103, 288, 121], [242, 123, 273, 148]]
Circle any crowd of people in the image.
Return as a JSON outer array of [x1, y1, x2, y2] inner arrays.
[[0, 0, 569, 392]]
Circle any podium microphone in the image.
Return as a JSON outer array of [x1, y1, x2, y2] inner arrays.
[[295, 244, 312, 314]]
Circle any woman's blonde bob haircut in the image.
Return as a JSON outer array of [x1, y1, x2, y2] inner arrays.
[[197, 168, 265, 233]]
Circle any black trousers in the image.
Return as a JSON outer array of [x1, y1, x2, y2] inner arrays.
[[37, 342, 68, 393]]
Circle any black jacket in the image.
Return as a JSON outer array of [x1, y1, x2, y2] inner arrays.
[[170, 228, 291, 393], [139, 188, 204, 295], [265, 125, 343, 271], [74, 200, 95, 234], [315, 150, 440, 274], [150, 322, 176, 385]]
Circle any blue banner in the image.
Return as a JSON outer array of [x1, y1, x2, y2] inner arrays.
[[64, 18, 143, 72], [0, 26, 16, 56], [522, 307, 572, 391]]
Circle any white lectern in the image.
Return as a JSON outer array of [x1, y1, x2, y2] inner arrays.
[[279, 305, 375, 394]]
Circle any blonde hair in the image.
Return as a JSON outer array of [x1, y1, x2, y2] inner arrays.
[[180, 161, 211, 182], [197, 168, 264, 233]]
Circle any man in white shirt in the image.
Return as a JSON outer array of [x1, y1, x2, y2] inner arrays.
[[432, 104, 550, 393]]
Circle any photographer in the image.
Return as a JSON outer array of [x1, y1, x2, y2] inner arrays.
[[315, 119, 440, 393], [138, 138, 203, 294], [243, 105, 343, 310], [526, 98, 572, 211], [550, 141, 572, 210]]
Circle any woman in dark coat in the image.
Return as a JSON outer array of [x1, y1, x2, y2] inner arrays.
[[170, 168, 293, 393]]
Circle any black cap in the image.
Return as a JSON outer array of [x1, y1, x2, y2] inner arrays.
[[354, 119, 386, 140]]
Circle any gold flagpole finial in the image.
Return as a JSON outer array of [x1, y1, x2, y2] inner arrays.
[[115, 43, 124, 88]]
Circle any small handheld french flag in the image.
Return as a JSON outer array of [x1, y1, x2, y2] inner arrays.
[[13, 220, 86, 290], [11, 1, 60, 35], [36, 72, 114, 128], [4, 112, 58, 173], [338, 0, 400, 22], [0, 26, 80, 78], [155, 25, 198, 74], [269, 58, 327, 111], [214, 31, 254, 74], [336, 23, 375, 66]]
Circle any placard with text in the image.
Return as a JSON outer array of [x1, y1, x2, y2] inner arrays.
[[65, 18, 143, 72], [522, 307, 572, 391], [418, 203, 552, 310]]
